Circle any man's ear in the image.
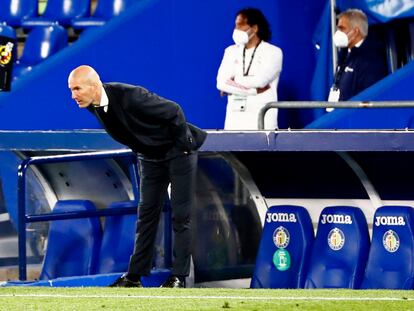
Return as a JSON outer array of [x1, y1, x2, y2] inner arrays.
[[353, 27, 362, 38], [347, 27, 358, 42]]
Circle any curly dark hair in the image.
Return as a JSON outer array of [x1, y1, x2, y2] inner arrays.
[[236, 7, 272, 42]]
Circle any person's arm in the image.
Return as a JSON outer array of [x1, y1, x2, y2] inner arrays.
[[355, 57, 388, 94], [125, 86, 193, 149], [216, 47, 257, 96], [124, 86, 183, 124], [234, 46, 283, 89]]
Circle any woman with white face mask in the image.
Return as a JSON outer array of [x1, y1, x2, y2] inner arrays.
[[216, 8, 283, 130]]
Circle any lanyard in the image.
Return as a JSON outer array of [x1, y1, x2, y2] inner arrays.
[[333, 49, 350, 88], [243, 41, 261, 76]]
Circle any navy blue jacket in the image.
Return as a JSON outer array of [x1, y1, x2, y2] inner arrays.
[[334, 39, 388, 101]]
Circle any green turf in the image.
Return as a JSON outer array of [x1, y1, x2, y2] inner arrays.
[[0, 287, 413, 310]]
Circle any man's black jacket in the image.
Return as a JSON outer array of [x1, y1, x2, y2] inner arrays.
[[89, 83, 207, 158]]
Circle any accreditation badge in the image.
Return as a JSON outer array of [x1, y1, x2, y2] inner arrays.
[[327, 87, 340, 102], [229, 94, 247, 112]]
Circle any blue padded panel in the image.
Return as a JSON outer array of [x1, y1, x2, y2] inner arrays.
[[71, 0, 136, 30], [97, 201, 138, 274], [11, 65, 32, 80], [304, 206, 370, 289], [361, 205, 414, 289], [39, 200, 102, 280], [13, 25, 68, 80], [251, 205, 314, 288], [22, 0, 90, 28], [0, 0, 38, 27], [3, 269, 171, 287]]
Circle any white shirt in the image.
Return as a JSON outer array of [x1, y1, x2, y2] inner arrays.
[[99, 85, 109, 112], [348, 39, 364, 52], [216, 41, 283, 130]]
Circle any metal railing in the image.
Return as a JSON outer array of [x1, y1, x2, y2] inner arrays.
[[258, 101, 414, 130], [17, 149, 171, 280]]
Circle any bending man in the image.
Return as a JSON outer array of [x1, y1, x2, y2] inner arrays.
[[68, 65, 207, 288]]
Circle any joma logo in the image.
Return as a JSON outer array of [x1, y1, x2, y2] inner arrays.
[[375, 216, 405, 226], [266, 212, 297, 223], [321, 214, 353, 224]]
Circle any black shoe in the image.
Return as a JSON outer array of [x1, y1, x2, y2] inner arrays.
[[109, 275, 143, 288], [160, 276, 185, 288]]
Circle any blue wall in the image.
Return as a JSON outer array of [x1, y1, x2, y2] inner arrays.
[[0, 0, 326, 130]]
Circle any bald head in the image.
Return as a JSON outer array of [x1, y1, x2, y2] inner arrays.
[[68, 65, 101, 85], [68, 65, 102, 109]]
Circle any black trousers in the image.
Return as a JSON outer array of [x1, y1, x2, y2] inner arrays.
[[127, 152, 197, 277]]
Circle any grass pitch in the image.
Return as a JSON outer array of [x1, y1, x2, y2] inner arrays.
[[0, 287, 413, 310]]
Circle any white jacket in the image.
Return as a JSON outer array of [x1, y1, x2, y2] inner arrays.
[[217, 41, 283, 130]]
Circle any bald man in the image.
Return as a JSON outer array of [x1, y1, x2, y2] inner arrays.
[[68, 65, 207, 288]]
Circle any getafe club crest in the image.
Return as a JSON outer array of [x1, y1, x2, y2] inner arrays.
[[383, 230, 400, 253], [273, 226, 290, 249], [0, 42, 13, 66], [327, 228, 345, 251]]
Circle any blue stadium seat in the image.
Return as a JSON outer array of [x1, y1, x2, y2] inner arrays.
[[304, 206, 370, 289], [22, 0, 90, 29], [361, 205, 414, 289], [39, 200, 102, 280], [250, 205, 314, 288], [0, 0, 38, 27], [71, 0, 136, 32], [97, 201, 138, 274], [13, 25, 68, 80], [0, 23, 17, 39]]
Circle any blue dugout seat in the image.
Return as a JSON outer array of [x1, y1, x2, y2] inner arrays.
[[22, 0, 90, 29], [0, 23, 16, 39], [39, 200, 102, 280], [304, 206, 370, 289], [0, 0, 38, 27], [251, 205, 314, 288], [71, 0, 136, 32], [361, 205, 414, 289], [97, 201, 138, 274], [13, 25, 68, 80]]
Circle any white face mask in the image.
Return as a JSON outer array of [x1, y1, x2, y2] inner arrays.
[[333, 30, 349, 48], [232, 29, 250, 46]]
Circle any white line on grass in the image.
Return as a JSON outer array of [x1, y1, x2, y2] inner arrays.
[[0, 294, 412, 301]]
